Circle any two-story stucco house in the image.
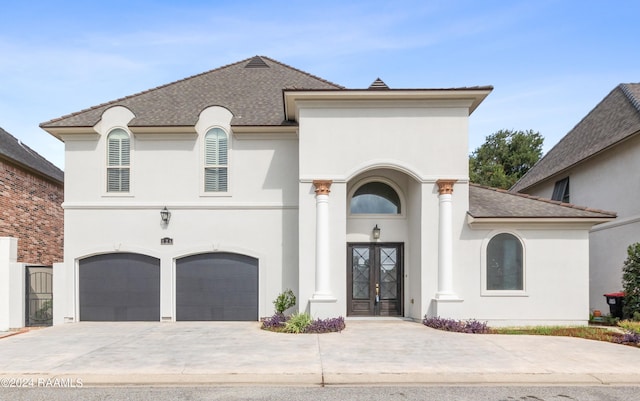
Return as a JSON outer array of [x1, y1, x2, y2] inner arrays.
[[40, 56, 614, 326], [512, 83, 640, 314]]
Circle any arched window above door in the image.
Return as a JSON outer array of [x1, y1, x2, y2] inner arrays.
[[350, 181, 401, 214]]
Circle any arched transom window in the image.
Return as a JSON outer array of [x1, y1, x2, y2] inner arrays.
[[106, 128, 130, 193], [350, 182, 401, 214], [486, 233, 523, 291], [204, 128, 228, 192]]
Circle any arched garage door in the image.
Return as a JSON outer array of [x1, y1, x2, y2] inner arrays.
[[79, 253, 160, 321], [176, 253, 258, 321]]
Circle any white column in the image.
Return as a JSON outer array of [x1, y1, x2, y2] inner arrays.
[[312, 180, 334, 299], [436, 180, 458, 300], [0, 237, 22, 331]]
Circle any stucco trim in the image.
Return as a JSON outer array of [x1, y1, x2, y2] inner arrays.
[[467, 215, 615, 228], [61, 202, 299, 210]]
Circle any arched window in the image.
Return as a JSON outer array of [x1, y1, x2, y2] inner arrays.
[[486, 233, 523, 291], [106, 129, 130, 192], [204, 128, 228, 192], [350, 182, 401, 214]]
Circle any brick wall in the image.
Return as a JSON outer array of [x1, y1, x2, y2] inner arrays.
[[0, 160, 63, 265]]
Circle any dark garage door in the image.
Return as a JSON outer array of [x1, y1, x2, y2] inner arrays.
[[79, 253, 160, 321], [176, 252, 258, 321]]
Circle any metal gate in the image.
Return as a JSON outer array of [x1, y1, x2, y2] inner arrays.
[[25, 266, 53, 326]]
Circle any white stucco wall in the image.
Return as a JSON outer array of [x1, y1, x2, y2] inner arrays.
[[0, 238, 24, 331], [297, 101, 471, 318], [59, 106, 301, 322], [590, 219, 639, 313], [298, 104, 469, 181], [457, 224, 591, 326], [524, 135, 640, 314]]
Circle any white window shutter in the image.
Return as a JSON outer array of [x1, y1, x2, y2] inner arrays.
[[106, 129, 130, 192], [204, 128, 228, 192]]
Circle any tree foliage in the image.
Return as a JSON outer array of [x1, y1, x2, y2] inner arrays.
[[469, 129, 544, 189], [622, 243, 640, 320]]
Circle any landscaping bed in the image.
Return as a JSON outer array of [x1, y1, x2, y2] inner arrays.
[[261, 313, 345, 334], [423, 316, 640, 347]]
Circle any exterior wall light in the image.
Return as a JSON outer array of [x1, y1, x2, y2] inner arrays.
[[160, 207, 171, 224], [372, 224, 381, 240]]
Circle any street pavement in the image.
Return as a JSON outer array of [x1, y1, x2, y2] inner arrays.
[[0, 320, 639, 386]]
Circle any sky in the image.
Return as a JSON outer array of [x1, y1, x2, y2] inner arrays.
[[1, 0, 638, 169]]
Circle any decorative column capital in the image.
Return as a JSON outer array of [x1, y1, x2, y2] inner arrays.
[[313, 180, 333, 196], [436, 179, 457, 195]]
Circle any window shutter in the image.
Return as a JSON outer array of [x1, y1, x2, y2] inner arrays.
[[106, 129, 130, 192], [120, 137, 130, 166], [204, 128, 228, 192], [218, 134, 227, 165], [205, 134, 218, 165]]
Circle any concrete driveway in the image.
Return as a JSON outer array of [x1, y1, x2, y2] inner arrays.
[[0, 320, 639, 386]]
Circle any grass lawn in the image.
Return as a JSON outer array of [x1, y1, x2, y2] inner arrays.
[[489, 325, 628, 344]]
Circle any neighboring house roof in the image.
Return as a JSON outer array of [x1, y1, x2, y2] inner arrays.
[[0, 127, 64, 184], [469, 184, 616, 219], [40, 56, 344, 129], [511, 83, 640, 193]]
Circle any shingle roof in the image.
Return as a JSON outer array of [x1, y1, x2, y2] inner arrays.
[[469, 184, 615, 218], [511, 83, 640, 193], [40, 56, 344, 129], [0, 127, 64, 184]]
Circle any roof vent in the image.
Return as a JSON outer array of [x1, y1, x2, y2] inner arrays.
[[245, 56, 270, 68], [368, 78, 389, 90]]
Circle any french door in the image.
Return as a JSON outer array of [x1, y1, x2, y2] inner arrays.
[[347, 243, 403, 316]]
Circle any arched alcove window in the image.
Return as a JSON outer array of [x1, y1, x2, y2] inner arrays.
[[106, 128, 130, 193], [350, 182, 401, 214], [204, 128, 228, 192], [486, 233, 523, 291]]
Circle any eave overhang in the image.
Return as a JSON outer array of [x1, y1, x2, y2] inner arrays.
[[283, 87, 493, 123], [467, 214, 616, 229], [43, 124, 299, 141]]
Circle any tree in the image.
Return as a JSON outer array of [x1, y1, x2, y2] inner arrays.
[[469, 129, 544, 189], [622, 243, 640, 320]]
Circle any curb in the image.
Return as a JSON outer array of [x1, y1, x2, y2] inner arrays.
[[3, 372, 640, 387]]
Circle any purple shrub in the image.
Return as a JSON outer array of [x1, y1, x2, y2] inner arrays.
[[616, 331, 640, 345], [261, 313, 288, 330], [463, 319, 490, 334], [305, 316, 345, 333], [422, 316, 488, 334]]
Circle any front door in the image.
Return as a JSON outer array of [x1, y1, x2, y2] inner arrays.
[[347, 243, 403, 316]]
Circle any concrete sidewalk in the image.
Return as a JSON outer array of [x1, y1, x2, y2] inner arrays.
[[0, 320, 639, 386]]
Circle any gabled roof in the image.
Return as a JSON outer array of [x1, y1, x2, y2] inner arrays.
[[469, 184, 615, 219], [511, 83, 640, 193], [0, 127, 64, 184], [40, 56, 344, 130]]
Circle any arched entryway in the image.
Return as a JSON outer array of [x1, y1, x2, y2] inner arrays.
[[346, 169, 417, 317]]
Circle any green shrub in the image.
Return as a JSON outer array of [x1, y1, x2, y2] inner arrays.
[[622, 243, 640, 319], [283, 313, 312, 334], [273, 289, 296, 315]]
